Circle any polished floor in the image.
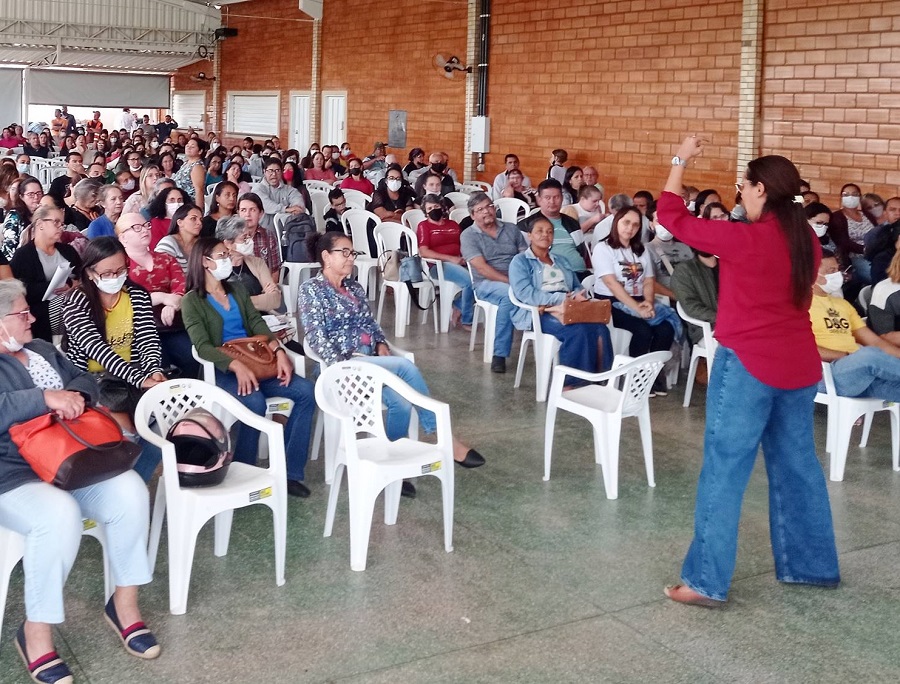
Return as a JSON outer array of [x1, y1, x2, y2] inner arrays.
[[2, 306, 899, 683]]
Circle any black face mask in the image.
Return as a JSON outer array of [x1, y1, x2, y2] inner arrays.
[[349, 167, 361, 176], [427, 208, 444, 221], [431, 163, 446, 174]]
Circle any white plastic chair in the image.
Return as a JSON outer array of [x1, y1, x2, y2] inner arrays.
[[373, 222, 438, 337], [544, 351, 672, 499], [676, 301, 718, 407], [281, 261, 321, 317], [581, 274, 632, 356], [444, 191, 470, 209], [308, 189, 330, 234], [401, 209, 425, 232], [449, 207, 469, 225], [341, 188, 372, 207], [467, 262, 500, 363], [136, 379, 288, 615], [39, 165, 67, 191], [457, 181, 490, 194], [858, 284, 873, 313], [0, 519, 113, 641], [316, 361, 454, 571], [341, 208, 381, 299], [508, 288, 561, 402], [421, 257, 463, 334], [304, 179, 334, 194], [494, 197, 528, 224], [815, 361, 900, 481]]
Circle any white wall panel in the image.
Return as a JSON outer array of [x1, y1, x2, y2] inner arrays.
[[30, 70, 170, 108], [0, 68, 23, 126]]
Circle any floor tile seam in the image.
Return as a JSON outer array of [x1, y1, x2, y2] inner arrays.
[[324, 611, 610, 683]]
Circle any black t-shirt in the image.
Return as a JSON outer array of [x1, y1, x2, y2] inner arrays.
[[227, 264, 263, 297], [369, 187, 416, 215], [48, 175, 74, 206]]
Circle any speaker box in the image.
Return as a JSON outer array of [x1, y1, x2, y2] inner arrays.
[[214, 27, 238, 40]]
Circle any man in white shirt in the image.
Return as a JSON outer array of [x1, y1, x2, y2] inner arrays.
[[250, 157, 305, 229], [492, 154, 532, 199], [118, 108, 135, 133]]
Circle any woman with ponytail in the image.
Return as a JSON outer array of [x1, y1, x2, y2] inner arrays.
[[656, 136, 839, 607]]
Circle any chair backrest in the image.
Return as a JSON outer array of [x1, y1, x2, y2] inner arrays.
[[374, 222, 418, 258], [401, 209, 425, 232], [315, 361, 391, 442], [340, 208, 381, 256], [309, 189, 329, 234], [526, 206, 542, 218], [304, 179, 333, 194], [613, 351, 672, 415], [675, 301, 717, 358], [858, 284, 873, 313], [449, 207, 469, 225], [341, 188, 372, 206], [581, 274, 595, 293], [458, 181, 491, 194], [444, 191, 470, 209], [507, 286, 544, 335], [494, 197, 528, 224]]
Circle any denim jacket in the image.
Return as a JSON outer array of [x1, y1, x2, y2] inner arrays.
[[508, 248, 583, 330]]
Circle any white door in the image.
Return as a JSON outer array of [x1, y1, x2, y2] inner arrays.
[[289, 93, 311, 154], [320, 91, 347, 147]]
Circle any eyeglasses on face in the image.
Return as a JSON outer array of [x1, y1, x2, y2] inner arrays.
[[329, 248, 363, 258], [474, 203, 495, 214], [126, 221, 152, 233], [93, 267, 128, 281], [23, 190, 44, 199], [4, 308, 31, 321]]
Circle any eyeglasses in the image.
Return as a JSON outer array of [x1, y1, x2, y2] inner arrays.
[[126, 221, 152, 233], [38, 219, 64, 228], [474, 203, 495, 214], [329, 248, 364, 258], [386, 176, 403, 182], [93, 267, 128, 280], [23, 190, 44, 199], [734, 182, 744, 193], [4, 308, 31, 321]]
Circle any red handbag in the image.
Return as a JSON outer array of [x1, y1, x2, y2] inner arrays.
[[9, 407, 141, 490]]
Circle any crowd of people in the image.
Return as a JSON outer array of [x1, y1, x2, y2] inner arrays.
[[0, 107, 896, 680]]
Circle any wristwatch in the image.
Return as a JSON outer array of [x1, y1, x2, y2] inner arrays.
[[671, 156, 687, 167]]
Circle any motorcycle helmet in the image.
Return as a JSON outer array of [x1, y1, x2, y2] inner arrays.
[[166, 408, 234, 487]]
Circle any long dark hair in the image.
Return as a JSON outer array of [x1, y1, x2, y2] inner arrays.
[[147, 186, 191, 220], [77, 237, 130, 338], [185, 237, 230, 297], [168, 203, 202, 235], [13, 176, 42, 225], [745, 155, 814, 309], [607, 207, 645, 255], [208, 180, 239, 216]]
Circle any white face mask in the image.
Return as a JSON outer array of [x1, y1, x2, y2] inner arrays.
[[166, 201, 183, 217], [210, 257, 233, 281], [332, 152, 340, 160], [809, 221, 828, 238], [121, 179, 135, 191], [16, 163, 28, 173], [95, 274, 127, 295], [341, 148, 351, 157], [234, 239, 255, 256], [386, 179, 402, 192], [654, 224, 673, 241], [841, 195, 860, 210], [129, 163, 141, 171], [820, 271, 844, 297], [0, 321, 22, 352]]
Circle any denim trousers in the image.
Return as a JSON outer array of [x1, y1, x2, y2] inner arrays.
[[680, 346, 840, 601], [825, 345, 900, 401], [357, 355, 436, 440], [430, 262, 475, 326], [214, 370, 316, 481], [160, 328, 201, 379], [0, 471, 152, 623], [608, 303, 675, 357], [539, 314, 613, 373], [474, 280, 516, 357]]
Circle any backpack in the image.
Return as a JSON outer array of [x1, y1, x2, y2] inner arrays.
[[280, 213, 317, 263]]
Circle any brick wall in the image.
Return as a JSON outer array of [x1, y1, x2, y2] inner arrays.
[[761, 0, 900, 208], [172, 58, 214, 130]]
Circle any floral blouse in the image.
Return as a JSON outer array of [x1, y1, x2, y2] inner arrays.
[[128, 252, 186, 295], [298, 273, 387, 366]]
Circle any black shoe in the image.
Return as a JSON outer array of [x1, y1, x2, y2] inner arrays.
[[456, 449, 486, 468], [652, 379, 668, 397], [401, 480, 416, 498], [287, 480, 311, 498], [491, 356, 506, 373]]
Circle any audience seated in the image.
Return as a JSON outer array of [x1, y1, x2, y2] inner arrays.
[[340, 157, 375, 195], [492, 153, 532, 199], [647, 204, 695, 298], [64, 179, 102, 233], [594, 193, 633, 242], [155, 204, 203, 273], [216, 215, 282, 313], [250, 157, 305, 230], [547, 148, 568, 184], [305, 151, 337, 182], [2, 176, 43, 261], [324, 188, 350, 232], [509, 217, 613, 375], [692, 189, 721, 217], [362, 142, 387, 175], [237, 192, 282, 281], [868, 248, 900, 344], [561, 184, 603, 236], [519, 179, 590, 281], [812, 250, 900, 401], [48, 152, 86, 208], [11, 204, 80, 342], [205, 153, 224, 189], [404, 147, 427, 178], [561, 166, 583, 206], [369, 163, 416, 223], [828, 182, 877, 287], [413, 153, 455, 196], [865, 197, 900, 285], [460, 192, 527, 374], [671, 248, 719, 346], [87, 185, 125, 239], [202, 180, 239, 238], [499, 168, 537, 209], [146, 186, 188, 249], [182, 237, 315, 498]]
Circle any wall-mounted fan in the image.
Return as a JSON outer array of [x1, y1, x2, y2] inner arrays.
[[433, 54, 472, 79], [191, 71, 216, 82]]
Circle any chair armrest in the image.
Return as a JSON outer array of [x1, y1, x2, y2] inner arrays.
[[283, 346, 306, 378]]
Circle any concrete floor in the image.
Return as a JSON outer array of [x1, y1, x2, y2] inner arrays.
[[2, 305, 900, 683]]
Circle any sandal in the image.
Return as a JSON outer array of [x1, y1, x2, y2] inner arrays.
[[663, 584, 725, 608]]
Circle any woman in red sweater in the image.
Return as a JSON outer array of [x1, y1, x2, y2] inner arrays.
[[657, 136, 839, 607]]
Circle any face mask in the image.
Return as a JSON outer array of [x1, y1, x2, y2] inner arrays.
[[121, 179, 135, 191], [431, 162, 446, 174], [341, 148, 351, 157], [841, 195, 860, 210], [332, 152, 340, 160], [150, 141, 159, 149], [166, 201, 182, 217], [427, 208, 444, 222], [809, 221, 828, 238], [871, 205, 884, 220], [95, 274, 127, 295], [283, 168, 294, 183], [730, 205, 746, 221], [212, 141, 220, 148], [349, 167, 361, 176], [235, 239, 255, 256], [210, 257, 233, 281], [0, 322, 22, 353], [16, 163, 28, 173], [386, 179, 402, 192], [655, 225, 673, 241], [129, 164, 141, 171], [820, 271, 844, 297]]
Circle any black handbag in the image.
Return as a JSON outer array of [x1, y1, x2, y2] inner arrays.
[[95, 375, 144, 415]]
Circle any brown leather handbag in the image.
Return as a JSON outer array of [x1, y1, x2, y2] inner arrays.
[[560, 298, 611, 325], [218, 335, 279, 379]]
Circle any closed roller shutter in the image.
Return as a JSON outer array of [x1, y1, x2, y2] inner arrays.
[[227, 92, 279, 137], [172, 92, 206, 130]]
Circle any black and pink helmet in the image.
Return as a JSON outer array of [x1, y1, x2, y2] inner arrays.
[[166, 408, 233, 487]]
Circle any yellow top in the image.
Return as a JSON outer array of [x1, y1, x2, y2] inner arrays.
[[809, 294, 865, 354], [87, 291, 134, 372]]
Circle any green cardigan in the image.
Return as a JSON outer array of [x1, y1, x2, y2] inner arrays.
[[182, 283, 275, 373]]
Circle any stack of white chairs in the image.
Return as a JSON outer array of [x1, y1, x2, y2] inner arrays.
[[308, 189, 330, 234], [401, 209, 425, 232], [341, 189, 371, 210], [444, 192, 471, 210], [449, 207, 469, 224]]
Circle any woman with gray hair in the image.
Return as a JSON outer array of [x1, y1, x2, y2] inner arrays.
[[63, 177, 103, 232], [0, 279, 160, 682], [86, 185, 125, 239], [216, 214, 282, 312]]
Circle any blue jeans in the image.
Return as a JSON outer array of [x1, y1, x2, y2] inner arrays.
[[539, 314, 613, 373], [474, 279, 516, 358], [357, 356, 436, 440], [825, 345, 900, 401], [0, 472, 152, 623], [681, 346, 839, 601], [430, 262, 474, 326], [160, 329, 201, 379], [214, 371, 316, 482]]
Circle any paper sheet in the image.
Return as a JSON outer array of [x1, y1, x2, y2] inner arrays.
[[42, 263, 73, 301]]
